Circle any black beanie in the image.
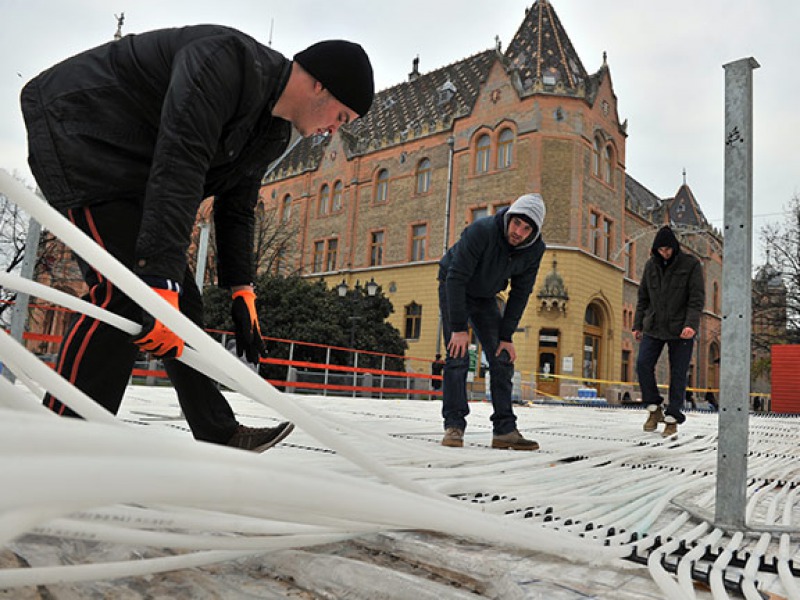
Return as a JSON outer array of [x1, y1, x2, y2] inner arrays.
[[294, 40, 375, 117], [507, 212, 537, 232]]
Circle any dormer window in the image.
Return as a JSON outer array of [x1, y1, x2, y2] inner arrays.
[[438, 79, 457, 105]]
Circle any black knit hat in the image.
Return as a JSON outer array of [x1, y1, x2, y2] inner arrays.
[[294, 40, 375, 116], [507, 212, 537, 232]]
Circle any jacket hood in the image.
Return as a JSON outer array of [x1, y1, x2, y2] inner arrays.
[[503, 193, 546, 248], [651, 226, 680, 255], [651, 225, 681, 267]]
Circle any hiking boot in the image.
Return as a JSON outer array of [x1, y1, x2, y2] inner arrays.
[[643, 405, 665, 432], [441, 428, 464, 448], [492, 430, 539, 451], [227, 422, 294, 453], [662, 417, 678, 438]]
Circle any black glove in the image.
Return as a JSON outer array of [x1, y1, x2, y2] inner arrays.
[[231, 288, 267, 365]]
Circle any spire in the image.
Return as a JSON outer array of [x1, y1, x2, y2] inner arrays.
[[113, 12, 125, 41], [504, 0, 588, 96]]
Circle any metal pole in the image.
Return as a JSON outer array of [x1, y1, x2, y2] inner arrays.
[[436, 136, 455, 357], [5, 216, 42, 383], [715, 57, 759, 529]]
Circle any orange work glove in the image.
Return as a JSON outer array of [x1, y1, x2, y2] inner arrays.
[[132, 287, 184, 359], [231, 288, 267, 365]]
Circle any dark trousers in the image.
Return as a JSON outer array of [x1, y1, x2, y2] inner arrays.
[[438, 282, 516, 435], [43, 199, 239, 443], [636, 334, 694, 424]]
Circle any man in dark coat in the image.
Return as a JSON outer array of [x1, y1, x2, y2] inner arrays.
[[633, 226, 705, 438], [20, 25, 374, 451], [438, 193, 546, 450]]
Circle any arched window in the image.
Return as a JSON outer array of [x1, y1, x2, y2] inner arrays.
[[416, 158, 431, 194], [592, 136, 602, 177], [712, 282, 720, 314], [603, 145, 613, 184], [375, 169, 389, 203], [497, 128, 514, 169], [332, 180, 343, 212], [281, 194, 292, 222], [475, 134, 490, 174], [318, 184, 330, 216], [583, 304, 603, 382]]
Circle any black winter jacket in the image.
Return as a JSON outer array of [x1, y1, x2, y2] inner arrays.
[[20, 25, 292, 286], [633, 250, 705, 340], [439, 208, 545, 342]]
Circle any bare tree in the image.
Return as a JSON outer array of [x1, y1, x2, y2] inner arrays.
[[755, 194, 800, 353], [253, 202, 301, 277], [0, 173, 33, 327]]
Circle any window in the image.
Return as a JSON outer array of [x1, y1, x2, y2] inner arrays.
[[713, 281, 720, 314], [471, 207, 489, 222], [312, 241, 324, 272], [621, 349, 631, 382], [280, 194, 292, 222], [318, 184, 330, 216], [475, 134, 490, 174], [603, 145, 613, 184], [494, 202, 511, 214], [410, 224, 427, 261], [369, 230, 385, 266], [416, 158, 431, 194], [404, 302, 422, 340], [497, 128, 514, 169], [332, 180, 343, 212], [583, 304, 602, 382], [624, 240, 635, 278], [375, 169, 389, 203], [592, 137, 602, 177], [590, 211, 612, 260], [325, 238, 338, 272]]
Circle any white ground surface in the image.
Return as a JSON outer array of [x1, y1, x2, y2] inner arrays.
[[2, 385, 799, 599]]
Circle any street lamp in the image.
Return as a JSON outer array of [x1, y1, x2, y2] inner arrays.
[[337, 277, 378, 360]]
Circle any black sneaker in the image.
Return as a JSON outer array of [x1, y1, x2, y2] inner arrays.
[[227, 422, 294, 453]]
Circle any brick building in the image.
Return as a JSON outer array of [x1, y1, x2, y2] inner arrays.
[[253, 0, 724, 397]]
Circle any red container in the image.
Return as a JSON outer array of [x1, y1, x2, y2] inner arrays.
[[771, 345, 800, 414]]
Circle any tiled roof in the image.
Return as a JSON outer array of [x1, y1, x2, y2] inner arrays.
[[625, 174, 663, 217], [667, 184, 710, 227], [505, 0, 589, 98], [266, 49, 498, 183]]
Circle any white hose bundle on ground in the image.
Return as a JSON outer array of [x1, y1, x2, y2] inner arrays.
[[1, 170, 798, 599]]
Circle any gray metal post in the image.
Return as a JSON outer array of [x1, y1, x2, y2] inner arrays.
[[5, 217, 42, 383], [194, 221, 210, 290], [715, 57, 759, 529]]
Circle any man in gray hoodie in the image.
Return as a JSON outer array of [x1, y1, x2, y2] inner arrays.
[[438, 193, 546, 450]]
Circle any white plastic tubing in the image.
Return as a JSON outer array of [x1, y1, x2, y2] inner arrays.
[[0, 171, 610, 587]]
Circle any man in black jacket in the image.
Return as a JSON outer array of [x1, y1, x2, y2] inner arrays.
[[438, 193, 546, 450], [633, 226, 705, 438], [20, 26, 374, 451]]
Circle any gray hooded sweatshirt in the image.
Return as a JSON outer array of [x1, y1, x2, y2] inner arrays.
[[439, 193, 546, 341]]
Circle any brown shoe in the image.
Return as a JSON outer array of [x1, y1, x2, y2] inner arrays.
[[441, 427, 464, 447], [662, 417, 678, 438], [643, 405, 665, 432], [227, 422, 294, 453], [492, 430, 539, 451]]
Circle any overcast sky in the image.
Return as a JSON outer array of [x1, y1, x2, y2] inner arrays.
[[2, 0, 797, 264]]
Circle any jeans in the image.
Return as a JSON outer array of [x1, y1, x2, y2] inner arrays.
[[438, 282, 516, 435], [636, 334, 694, 424]]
